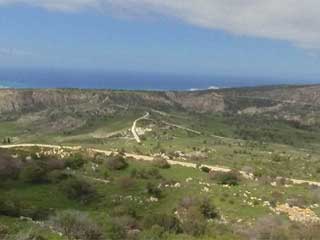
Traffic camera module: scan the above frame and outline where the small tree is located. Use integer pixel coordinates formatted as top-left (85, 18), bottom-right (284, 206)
top-left (65, 154), bottom-right (86, 170)
top-left (50, 210), bottom-right (103, 240)
top-left (20, 163), bottom-right (47, 183)
top-left (60, 178), bottom-right (97, 203)
top-left (146, 182), bottom-right (162, 198)
top-left (106, 155), bottom-right (128, 171)
top-left (209, 171), bottom-right (240, 186)
top-left (153, 157), bottom-right (171, 169)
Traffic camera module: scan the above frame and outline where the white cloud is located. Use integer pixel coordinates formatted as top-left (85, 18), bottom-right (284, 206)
top-left (1, 0), bottom-right (320, 48)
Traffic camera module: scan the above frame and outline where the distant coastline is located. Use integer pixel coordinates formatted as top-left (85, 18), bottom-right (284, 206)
top-left (0, 69), bottom-right (319, 91)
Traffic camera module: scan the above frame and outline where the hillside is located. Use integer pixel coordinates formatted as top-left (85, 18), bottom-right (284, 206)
top-left (1, 85), bottom-right (320, 239)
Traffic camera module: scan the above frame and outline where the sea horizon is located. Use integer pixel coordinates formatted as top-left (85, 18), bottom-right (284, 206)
top-left (0, 68), bottom-right (319, 91)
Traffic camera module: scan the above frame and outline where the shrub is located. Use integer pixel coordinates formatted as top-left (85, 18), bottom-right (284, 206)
top-left (0, 197), bottom-right (51, 220)
top-left (50, 210), bottom-right (103, 240)
top-left (0, 152), bottom-right (21, 181)
top-left (146, 182), bottom-right (162, 198)
top-left (179, 197), bottom-right (218, 220)
top-left (47, 170), bottom-right (71, 184)
top-left (0, 197), bottom-right (21, 217)
top-left (45, 158), bottom-right (66, 171)
top-left (153, 157), bottom-right (171, 169)
top-left (60, 178), bottom-right (97, 203)
top-left (209, 171), bottom-right (240, 186)
top-left (243, 216), bottom-right (289, 240)
top-left (143, 213), bottom-right (180, 233)
top-left (0, 224), bottom-right (8, 239)
top-left (20, 163), bottom-right (47, 183)
top-left (200, 166), bottom-right (211, 173)
top-left (199, 197), bottom-right (219, 219)
top-left (14, 230), bottom-right (48, 240)
top-left (118, 176), bottom-right (136, 190)
top-left (65, 154), bottom-right (86, 170)
top-left (112, 205), bottom-right (138, 218)
top-left (109, 216), bottom-right (139, 240)
top-left (131, 168), bottom-right (163, 180)
top-left (106, 155), bottom-right (128, 171)
top-left (103, 170), bottom-right (111, 180)
top-left (179, 207), bottom-right (207, 236)
top-left (139, 225), bottom-right (167, 240)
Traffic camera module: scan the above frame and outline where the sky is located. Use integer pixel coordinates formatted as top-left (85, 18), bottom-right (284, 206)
top-left (1, 0), bottom-right (320, 80)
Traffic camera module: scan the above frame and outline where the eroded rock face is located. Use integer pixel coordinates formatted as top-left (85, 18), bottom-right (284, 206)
top-left (0, 89), bottom-right (226, 114)
top-left (165, 91), bottom-right (225, 113)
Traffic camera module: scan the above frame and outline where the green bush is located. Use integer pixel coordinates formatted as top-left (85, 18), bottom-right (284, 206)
top-left (179, 207), bottom-right (207, 236)
top-left (209, 171), bottom-right (240, 186)
top-left (200, 166), bottom-right (211, 173)
top-left (60, 178), bottom-right (97, 203)
top-left (0, 197), bottom-right (51, 220)
top-left (20, 163), bottom-right (47, 183)
top-left (47, 170), bottom-right (71, 183)
top-left (14, 230), bottom-right (48, 240)
top-left (106, 155), bottom-right (128, 170)
top-left (109, 216), bottom-right (139, 240)
top-left (199, 197), bottom-right (219, 219)
top-left (0, 224), bottom-right (8, 239)
top-left (0, 152), bottom-right (21, 181)
top-left (131, 168), bottom-right (163, 180)
top-left (65, 154), bottom-right (86, 170)
top-left (117, 176), bottom-right (136, 190)
top-left (146, 182), bottom-right (162, 198)
top-left (50, 210), bottom-right (103, 240)
top-left (153, 157), bottom-right (171, 169)
top-left (138, 225), bottom-right (167, 240)
top-left (143, 213), bottom-right (180, 233)
top-left (0, 198), bottom-right (20, 217)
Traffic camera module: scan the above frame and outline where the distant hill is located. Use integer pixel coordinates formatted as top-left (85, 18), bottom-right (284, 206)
top-left (0, 84), bottom-right (320, 129)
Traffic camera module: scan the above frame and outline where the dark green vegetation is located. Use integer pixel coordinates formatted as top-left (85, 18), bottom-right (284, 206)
top-left (1, 85), bottom-right (320, 239)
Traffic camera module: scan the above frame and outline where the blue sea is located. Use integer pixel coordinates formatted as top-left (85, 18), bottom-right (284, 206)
top-left (0, 68), bottom-right (319, 91)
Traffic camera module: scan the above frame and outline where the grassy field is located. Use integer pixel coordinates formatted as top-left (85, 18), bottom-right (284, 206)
top-left (1, 144), bottom-right (320, 239)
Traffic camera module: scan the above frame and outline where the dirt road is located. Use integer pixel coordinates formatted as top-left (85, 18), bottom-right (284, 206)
top-left (131, 112), bottom-right (150, 143)
top-left (1, 143), bottom-right (320, 187)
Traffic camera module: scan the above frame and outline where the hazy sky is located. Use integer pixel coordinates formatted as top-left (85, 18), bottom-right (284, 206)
top-left (1, 1), bottom-right (320, 79)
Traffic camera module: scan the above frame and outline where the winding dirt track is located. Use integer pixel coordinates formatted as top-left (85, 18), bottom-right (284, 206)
top-left (131, 112), bottom-right (150, 143)
top-left (1, 143), bottom-right (320, 187)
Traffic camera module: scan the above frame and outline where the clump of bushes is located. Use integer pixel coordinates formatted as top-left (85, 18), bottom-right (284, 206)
top-left (14, 230), bottom-right (48, 240)
top-left (0, 224), bottom-right (8, 239)
top-left (143, 213), bottom-right (181, 234)
top-left (20, 162), bottom-right (48, 183)
top-left (153, 157), bottom-right (171, 169)
top-left (50, 210), bottom-right (103, 240)
top-left (0, 151), bottom-right (21, 181)
top-left (109, 215), bottom-right (139, 240)
top-left (117, 176), bottom-right (136, 190)
top-left (209, 171), bottom-right (241, 186)
top-left (59, 177), bottom-right (97, 203)
top-left (146, 182), bottom-right (162, 198)
top-left (0, 197), bottom-right (51, 220)
top-left (131, 168), bottom-right (163, 180)
top-left (200, 166), bottom-right (211, 173)
top-left (47, 170), bottom-right (72, 184)
top-left (175, 196), bottom-right (219, 236)
top-left (65, 153), bottom-right (86, 170)
top-left (106, 154), bottom-right (128, 171)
